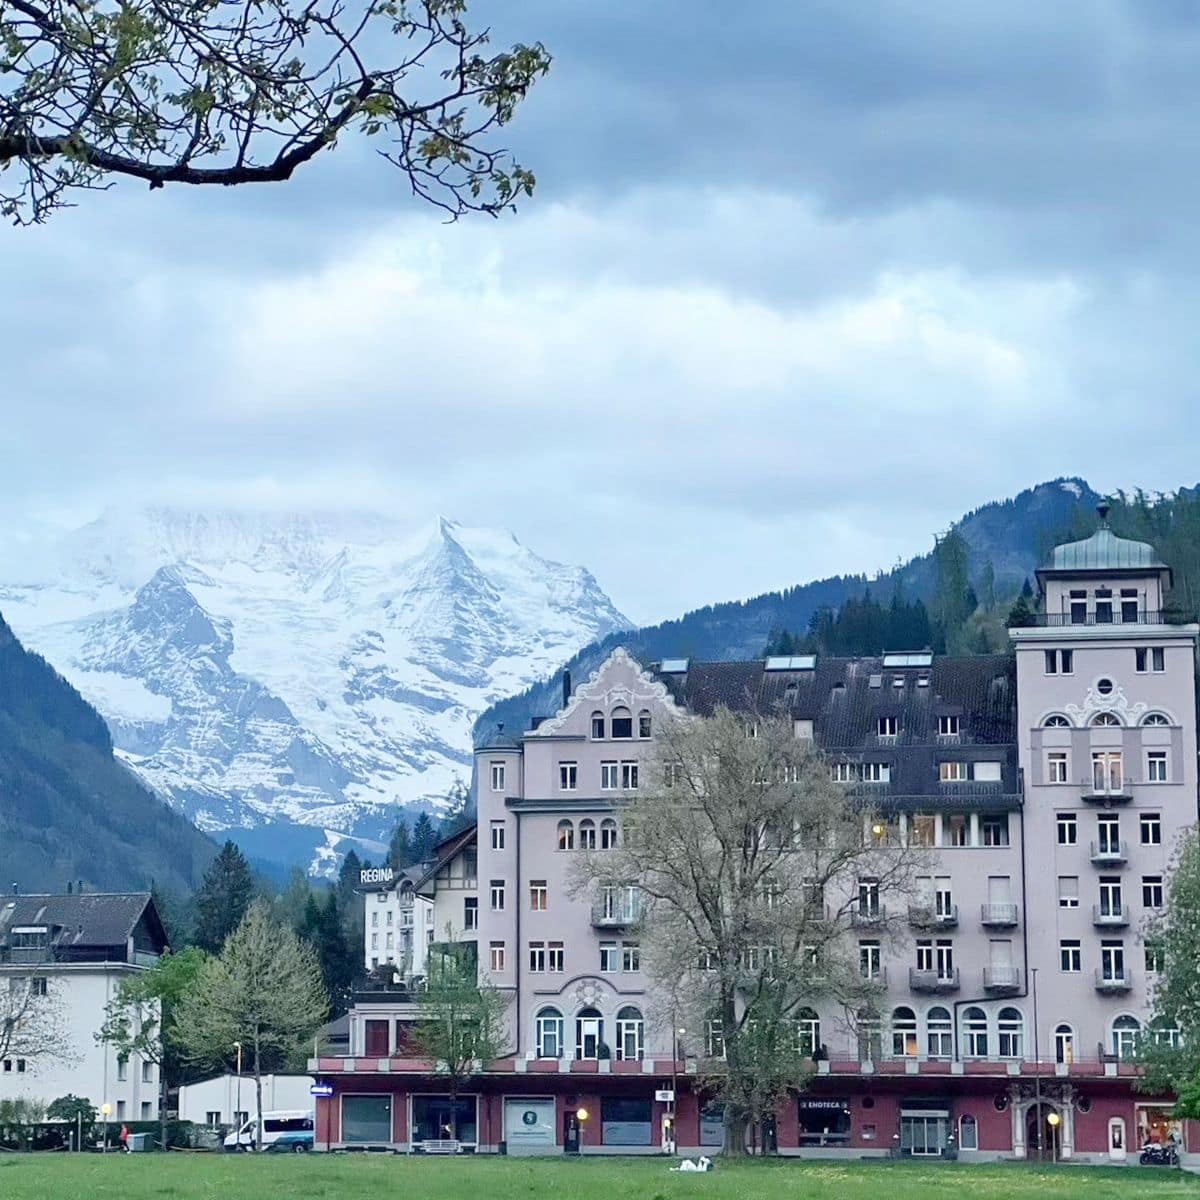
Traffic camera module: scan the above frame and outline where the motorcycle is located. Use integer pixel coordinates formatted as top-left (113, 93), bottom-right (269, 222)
top-left (1139, 1140), bottom-right (1179, 1166)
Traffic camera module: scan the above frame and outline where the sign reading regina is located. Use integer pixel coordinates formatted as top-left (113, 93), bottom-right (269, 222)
top-left (359, 867), bottom-right (394, 885)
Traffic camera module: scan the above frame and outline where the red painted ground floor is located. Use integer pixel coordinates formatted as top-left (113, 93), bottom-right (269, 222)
top-left (310, 1057), bottom-right (1197, 1163)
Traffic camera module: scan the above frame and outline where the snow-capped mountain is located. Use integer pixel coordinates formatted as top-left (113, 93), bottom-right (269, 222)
top-left (0, 509), bottom-right (629, 871)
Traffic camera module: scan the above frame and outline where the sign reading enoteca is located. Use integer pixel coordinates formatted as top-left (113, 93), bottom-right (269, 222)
top-left (359, 867), bottom-right (394, 885)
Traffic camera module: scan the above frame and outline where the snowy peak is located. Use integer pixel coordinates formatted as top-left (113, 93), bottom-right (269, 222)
top-left (0, 510), bottom-right (630, 871)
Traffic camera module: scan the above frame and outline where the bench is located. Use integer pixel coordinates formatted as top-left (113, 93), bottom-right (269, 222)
top-left (421, 1140), bottom-right (461, 1155)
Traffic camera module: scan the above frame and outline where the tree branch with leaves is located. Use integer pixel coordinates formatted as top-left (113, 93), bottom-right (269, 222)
top-left (0, 971), bottom-right (76, 1076)
top-left (0, 0), bottom-right (550, 222)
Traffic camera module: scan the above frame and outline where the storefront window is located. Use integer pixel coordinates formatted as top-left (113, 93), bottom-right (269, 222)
top-left (1137, 1105), bottom-right (1182, 1150)
top-left (797, 1098), bottom-right (851, 1145)
top-left (601, 1097), bottom-right (652, 1145)
top-left (342, 1095), bottom-right (392, 1144)
top-left (700, 1106), bottom-right (725, 1148)
top-left (411, 1095), bottom-right (477, 1145)
top-left (900, 1111), bottom-right (949, 1156)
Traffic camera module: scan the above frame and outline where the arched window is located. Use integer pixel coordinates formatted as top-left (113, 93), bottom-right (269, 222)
top-left (1091, 712), bottom-right (1121, 727)
top-left (578, 819), bottom-right (596, 850)
top-left (1054, 1023), bottom-right (1076, 1065)
top-left (557, 820), bottom-right (575, 851)
top-left (615, 1006), bottom-right (644, 1061)
top-left (997, 1007), bottom-right (1024, 1058)
top-left (1149, 1016), bottom-right (1182, 1048)
top-left (962, 1006), bottom-right (988, 1058)
top-left (1143, 712), bottom-right (1171, 726)
top-left (638, 710), bottom-right (652, 739)
top-left (600, 818), bottom-right (618, 850)
top-left (576, 1007), bottom-right (604, 1060)
top-left (1043, 714), bottom-right (1071, 728)
top-left (591, 711), bottom-right (606, 739)
top-left (611, 706), bottom-right (633, 740)
top-left (1112, 1015), bottom-right (1141, 1060)
top-left (535, 1007), bottom-right (564, 1059)
top-left (891, 1006), bottom-right (918, 1057)
top-left (927, 1007), bottom-right (953, 1059)
top-left (958, 1115), bottom-right (978, 1151)
top-left (795, 1007), bottom-right (820, 1057)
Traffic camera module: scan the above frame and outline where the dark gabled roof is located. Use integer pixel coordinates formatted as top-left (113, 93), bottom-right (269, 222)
top-left (656, 654), bottom-right (1017, 746)
top-left (415, 825), bottom-right (476, 893)
top-left (0, 892), bottom-right (166, 951)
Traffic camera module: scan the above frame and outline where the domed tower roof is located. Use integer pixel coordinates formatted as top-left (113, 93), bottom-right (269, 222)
top-left (1038, 503), bottom-right (1170, 584)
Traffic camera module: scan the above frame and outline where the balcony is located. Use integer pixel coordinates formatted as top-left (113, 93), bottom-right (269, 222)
top-left (591, 897), bottom-right (644, 929)
top-left (1089, 840), bottom-right (1128, 865)
top-left (1095, 967), bottom-right (1133, 993)
top-left (851, 906), bottom-right (888, 929)
top-left (980, 903), bottom-right (1018, 928)
top-left (1022, 611), bottom-right (1173, 627)
top-left (909, 904), bottom-right (958, 930)
top-left (983, 965), bottom-right (1022, 993)
top-left (1092, 904), bottom-right (1130, 928)
top-left (1081, 788), bottom-right (1133, 806)
top-left (909, 967), bottom-right (960, 993)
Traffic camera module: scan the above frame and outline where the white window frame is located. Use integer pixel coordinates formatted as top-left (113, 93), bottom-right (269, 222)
top-left (600, 761), bottom-right (619, 790)
top-left (490, 820), bottom-right (505, 851)
top-left (1047, 752), bottom-right (1069, 784)
top-left (490, 761), bottom-right (506, 792)
top-left (559, 762), bottom-right (578, 791)
top-left (1147, 750), bottom-right (1169, 784)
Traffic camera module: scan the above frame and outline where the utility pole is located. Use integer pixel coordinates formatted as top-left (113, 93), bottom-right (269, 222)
top-left (1031, 967), bottom-right (1042, 1163)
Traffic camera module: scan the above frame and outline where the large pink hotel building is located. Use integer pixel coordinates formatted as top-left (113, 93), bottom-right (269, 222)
top-left (313, 510), bottom-right (1199, 1164)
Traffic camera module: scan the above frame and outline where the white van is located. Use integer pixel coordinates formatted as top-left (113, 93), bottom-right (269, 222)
top-left (223, 1110), bottom-right (314, 1153)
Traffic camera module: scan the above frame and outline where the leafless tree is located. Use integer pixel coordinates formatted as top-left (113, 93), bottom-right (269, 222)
top-left (0, 0), bottom-right (550, 222)
top-left (574, 708), bottom-right (929, 1154)
top-left (0, 971), bottom-right (77, 1073)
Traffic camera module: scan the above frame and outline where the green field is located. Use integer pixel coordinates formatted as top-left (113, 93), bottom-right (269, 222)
top-left (0, 1155), bottom-right (1197, 1200)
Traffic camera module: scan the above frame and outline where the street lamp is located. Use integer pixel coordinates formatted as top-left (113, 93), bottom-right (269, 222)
top-left (233, 1041), bottom-right (243, 1137)
top-left (100, 1102), bottom-right (112, 1154)
top-left (671, 1026), bottom-right (686, 1156)
top-left (1047, 1112), bottom-right (1061, 1164)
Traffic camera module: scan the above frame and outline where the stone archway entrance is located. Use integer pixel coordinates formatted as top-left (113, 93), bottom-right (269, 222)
top-left (1024, 1103), bottom-right (1062, 1161)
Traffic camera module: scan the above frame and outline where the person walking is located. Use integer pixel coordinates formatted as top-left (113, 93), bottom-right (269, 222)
top-left (119, 1124), bottom-right (131, 1154)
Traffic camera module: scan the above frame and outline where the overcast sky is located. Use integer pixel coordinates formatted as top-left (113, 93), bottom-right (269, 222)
top-left (5, 1), bottom-right (1200, 625)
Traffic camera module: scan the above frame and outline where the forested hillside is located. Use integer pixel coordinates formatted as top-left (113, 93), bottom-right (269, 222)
top-left (476, 479), bottom-right (1200, 742)
top-left (0, 613), bottom-right (216, 892)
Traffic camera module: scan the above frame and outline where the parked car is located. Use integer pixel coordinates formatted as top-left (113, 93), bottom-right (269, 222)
top-left (223, 1111), bottom-right (314, 1153)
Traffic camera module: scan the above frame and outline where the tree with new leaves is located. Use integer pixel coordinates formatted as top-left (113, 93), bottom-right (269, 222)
top-left (573, 708), bottom-right (928, 1154)
top-left (0, 971), bottom-right (76, 1077)
top-left (96, 948), bottom-right (207, 1150)
top-left (173, 902), bottom-right (328, 1150)
top-left (0, 0), bottom-right (551, 223)
top-left (409, 938), bottom-right (505, 1124)
top-left (193, 840), bottom-right (254, 954)
top-left (1138, 827), bottom-right (1200, 1111)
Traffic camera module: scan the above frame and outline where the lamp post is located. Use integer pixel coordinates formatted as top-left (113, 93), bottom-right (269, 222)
top-left (671, 1026), bottom-right (685, 1156)
top-left (233, 1040), bottom-right (243, 1138)
top-left (1047, 1111), bottom-right (1061, 1164)
top-left (1031, 967), bottom-right (1042, 1163)
top-left (100, 1102), bottom-right (112, 1154)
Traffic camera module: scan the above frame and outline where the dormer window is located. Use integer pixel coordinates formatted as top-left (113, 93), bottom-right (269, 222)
top-left (611, 707), bottom-right (633, 739)
top-left (877, 716), bottom-right (898, 739)
top-left (937, 716), bottom-right (960, 738)
top-left (591, 711), bottom-right (606, 740)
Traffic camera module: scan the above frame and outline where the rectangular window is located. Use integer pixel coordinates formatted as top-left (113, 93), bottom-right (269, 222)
top-left (490, 820), bottom-right (505, 851)
top-left (1099, 875), bottom-right (1123, 916)
top-left (547, 942), bottom-right (564, 972)
top-left (794, 719), bottom-right (814, 739)
top-left (1143, 876), bottom-right (1164, 908)
top-left (528, 942), bottom-right (546, 972)
top-left (464, 897), bottom-right (478, 931)
top-left (973, 761), bottom-right (1002, 782)
top-left (601, 761), bottom-right (619, 790)
top-left (489, 942), bottom-right (505, 972)
top-left (490, 761), bottom-right (506, 791)
top-left (117, 1057), bottom-right (128, 1082)
top-left (1146, 941), bottom-right (1165, 973)
top-left (559, 762), bottom-right (577, 791)
top-left (938, 715), bottom-right (960, 737)
top-left (910, 813), bottom-right (936, 847)
top-left (935, 940), bottom-right (954, 977)
top-left (915, 939), bottom-right (933, 971)
top-left (1092, 751), bottom-right (1123, 793)
top-left (877, 716), bottom-right (898, 738)
top-left (861, 762), bottom-right (890, 783)
top-left (1060, 940), bottom-right (1081, 972)
top-left (1147, 750), bottom-right (1168, 783)
top-left (530, 880), bottom-right (548, 911)
top-left (1136, 647), bottom-right (1148, 673)
top-left (1045, 649), bottom-right (1058, 675)
top-left (490, 879), bottom-right (505, 911)
top-left (370, 933), bottom-right (378, 949)
top-left (620, 761), bottom-right (639, 790)
top-left (116, 1101), bottom-right (126, 1121)
top-left (622, 942), bottom-right (641, 972)
top-left (600, 942), bottom-right (618, 972)
top-left (1048, 753), bottom-right (1069, 784)
top-left (142, 1060), bottom-right (153, 1083)
top-left (1097, 814), bottom-right (1120, 853)
top-left (939, 761), bottom-right (968, 782)
top-left (1068, 590), bottom-right (1087, 624)
top-left (981, 814), bottom-right (1009, 846)
top-left (944, 814), bottom-right (969, 847)
top-left (141, 1102), bottom-right (152, 1121)
top-left (1100, 940), bottom-right (1125, 981)
top-left (1153, 646), bottom-right (1165, 672)
top-left (859, 940), bottom-right (881, 979)
top-left (857, 878), bottom-right (881, 915)
top-left (1141, 813), bottom-right (1162, 845)
top-left (1121, 590), bottom-right (1140, 623)
top-left (830, 762), bottom-right (858, 783)
top-left (1058, 876), bottom-right (1079, 908)
top-left (1095, 591), bottom-right (1113, 624)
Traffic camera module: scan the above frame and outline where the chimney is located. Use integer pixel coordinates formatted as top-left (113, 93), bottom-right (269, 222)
top-left (66, 881), bottom-right (72, 895)
top-left (10, 883), bottom-right (16, 895)
top-left (1097, 502), bottom-right (1111, 528)
top-left (562, 669), bottom-right (572, 710)
top-left (77, 880), bottom-right (84, 895)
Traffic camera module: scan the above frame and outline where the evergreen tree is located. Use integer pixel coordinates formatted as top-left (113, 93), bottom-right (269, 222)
top-left (275, 867), bottom-right (313, 933)
top-left (193, 841), bottom-right (253, 954)
top-left (412, 813), bottom-right (436, 862)
top-left (387, 820), bottom-right (412, 871)
top-left (299, 892), bottom-right (359, 1015)
top-left (440, 781), bottom-right (474, 839)
top-left (337, 851), bottom-right (363, 914)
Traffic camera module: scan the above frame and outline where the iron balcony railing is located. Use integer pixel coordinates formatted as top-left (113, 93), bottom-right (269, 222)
top-left (1020, 610), bottom-right (1173, 627)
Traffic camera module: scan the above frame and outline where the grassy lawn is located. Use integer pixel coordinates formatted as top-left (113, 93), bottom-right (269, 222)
top-left (1, 1154), bottom-right (1198, 1200)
